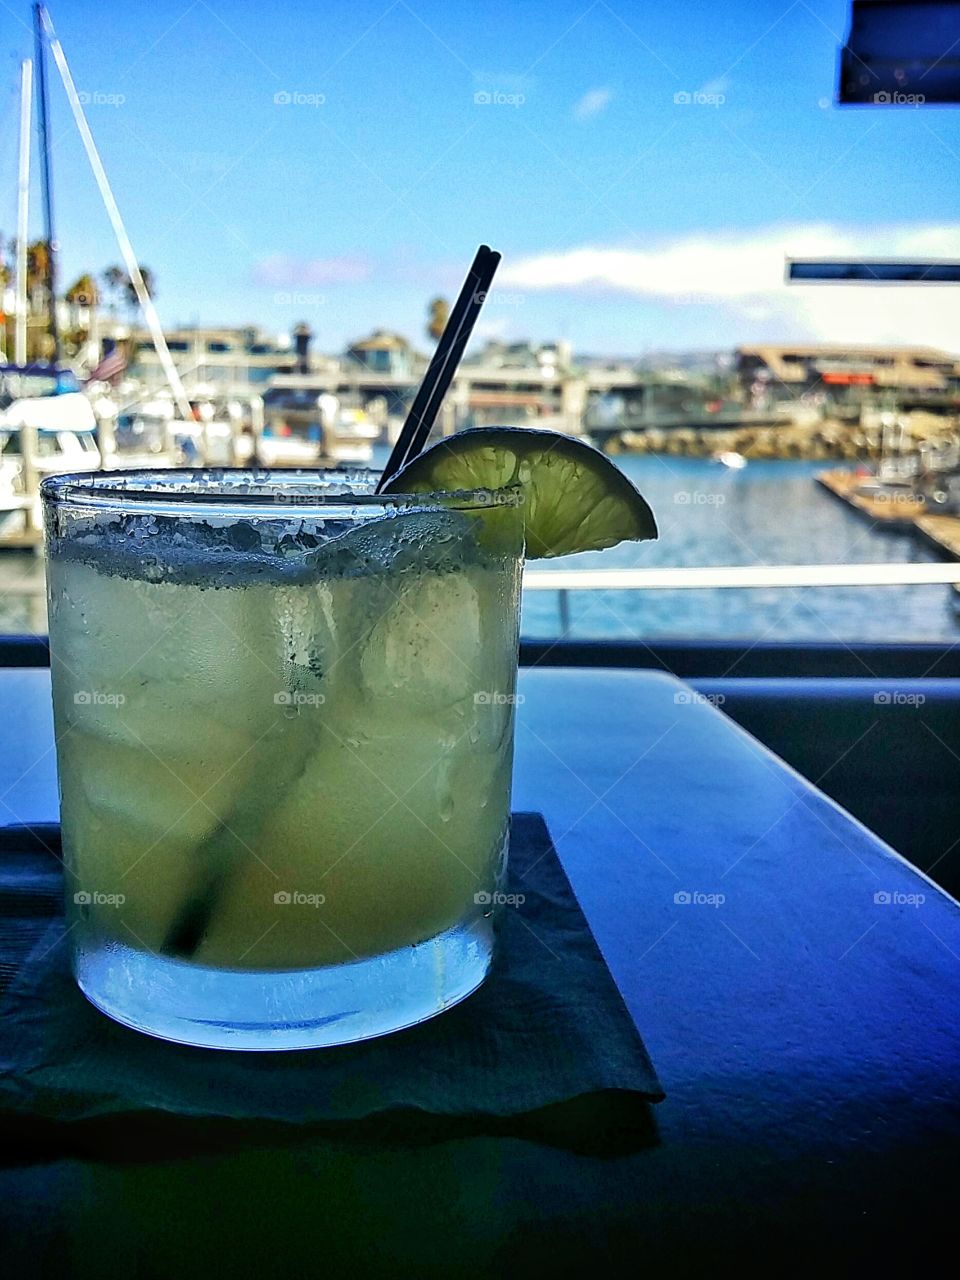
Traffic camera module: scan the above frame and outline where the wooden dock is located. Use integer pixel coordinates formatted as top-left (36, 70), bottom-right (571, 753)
top-left (916, 515), bottom-right (960, 604)
top-left (915, 513), bottom-right (960, 561)
top-left (816, 470), bottom-right (926, 527)
top-left (816, 470), bottom-right (960, 603)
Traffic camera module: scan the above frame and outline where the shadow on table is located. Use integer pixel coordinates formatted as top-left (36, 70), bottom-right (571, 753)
top-left (0, 1092), bottom-right (660, 1164)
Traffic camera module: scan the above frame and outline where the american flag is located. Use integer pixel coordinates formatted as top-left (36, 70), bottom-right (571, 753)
top-left (86, 346), bottom-right (128, 386)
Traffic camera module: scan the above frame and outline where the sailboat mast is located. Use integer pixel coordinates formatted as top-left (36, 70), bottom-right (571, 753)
top-left (39, 3), bottom-right (194, 421)
top-left (34, 3), bottom-right (59, 363)
top-left (15, 59), bottom-right (33, 367)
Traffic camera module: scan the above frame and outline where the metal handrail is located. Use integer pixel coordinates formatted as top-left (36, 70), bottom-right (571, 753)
top-left (8, 564), bottom-right (960, 597)
top-left (523, 564), bottom-right (960, 589)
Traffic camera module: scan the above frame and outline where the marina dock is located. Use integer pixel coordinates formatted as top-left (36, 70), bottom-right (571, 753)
top-left (815, 469), bottom-right (926, 527)
top-left (816, 470), bottom-right (960, 600)
top-left (916, 515), bottom-right (960, 603)
top-left (915, 514), bottom-right (960, 563)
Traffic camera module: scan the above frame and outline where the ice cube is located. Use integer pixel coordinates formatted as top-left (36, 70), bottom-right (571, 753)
top-left (59, 728), bottom-right (245, 954)
top-left (359, 570), bottom-right (483, 712)
top-left (203, 718), bottom-right (512, 969)
top-left (49, 559), bottom-right (285, 737)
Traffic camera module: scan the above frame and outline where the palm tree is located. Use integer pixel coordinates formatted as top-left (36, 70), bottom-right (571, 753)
top-left (100, 265), bottom-right (126, 315)
top-left (65, 273), bottom-right (99, 307)
top-left (427, 296), bottom-right (449, 342)
top-left (26, 240), bottom-right (51, 306)
top-left (124, 265), bottom-right (155, 313)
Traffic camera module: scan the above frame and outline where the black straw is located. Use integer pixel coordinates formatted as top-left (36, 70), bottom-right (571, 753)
top-left (377, 244), bottom-right (500, 491)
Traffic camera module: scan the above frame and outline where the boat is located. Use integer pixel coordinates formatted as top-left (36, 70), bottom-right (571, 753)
top-left (258, 385), bottom-right (325, 466)
top-left (713, 450), bottom-right (748, 469)
top-left (101, 389), bottom-right (256, 469)
top-left (329, 407), bottom-right (379, 463)
top-left (0, 366), bottom-right (100, 544)
top-left (261, 380), bottom-right (381, 465)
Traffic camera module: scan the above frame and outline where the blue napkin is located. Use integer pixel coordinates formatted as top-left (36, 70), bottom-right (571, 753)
top-left (0, 815), bottom-right (662, 1156)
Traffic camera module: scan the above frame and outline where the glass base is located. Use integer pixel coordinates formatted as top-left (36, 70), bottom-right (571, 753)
top-left (74, 914), bottom-right (495, 1050)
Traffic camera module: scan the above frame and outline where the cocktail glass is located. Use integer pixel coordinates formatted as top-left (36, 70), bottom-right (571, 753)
top-left (41, 469), bottom-right (524, 1049)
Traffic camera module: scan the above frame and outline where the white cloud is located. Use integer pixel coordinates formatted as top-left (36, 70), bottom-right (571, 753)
top-left (500, 223), bottom-right (960, 350)
top-left (573, 87), bottom-right (613, 121)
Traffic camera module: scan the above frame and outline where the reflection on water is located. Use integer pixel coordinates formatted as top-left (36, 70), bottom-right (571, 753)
top-left (2, 456), bottom-right (957, 642)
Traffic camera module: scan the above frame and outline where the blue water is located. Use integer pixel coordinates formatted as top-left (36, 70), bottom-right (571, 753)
top-left (521, 456), bottom-right (960, 643)
top-left (3, 454), bottom-right (956, 641)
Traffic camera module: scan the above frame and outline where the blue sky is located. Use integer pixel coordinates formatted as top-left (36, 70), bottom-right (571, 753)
top-left (3, 0), bottom-right (960, 353)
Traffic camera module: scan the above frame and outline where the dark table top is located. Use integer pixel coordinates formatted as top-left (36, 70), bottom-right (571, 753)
top-left (2, 666), bottom-right (959, 1275)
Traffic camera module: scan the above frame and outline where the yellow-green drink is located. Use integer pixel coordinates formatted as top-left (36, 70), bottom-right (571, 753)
top-left (42, 470), bottom-right (523, 1049)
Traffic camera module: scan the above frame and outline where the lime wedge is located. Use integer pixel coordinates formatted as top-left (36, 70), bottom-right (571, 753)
top-left (383, 427), bottom-right (657, 558)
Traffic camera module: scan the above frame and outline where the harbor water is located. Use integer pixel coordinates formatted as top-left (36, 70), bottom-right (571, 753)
top-left (1, 454), bottom-right (957, 642)
top-left (522, 455), bottom-right (960, 643)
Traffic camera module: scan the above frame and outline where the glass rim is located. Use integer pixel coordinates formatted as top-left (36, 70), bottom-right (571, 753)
top-left (39, 467), bottom-right (523, 517)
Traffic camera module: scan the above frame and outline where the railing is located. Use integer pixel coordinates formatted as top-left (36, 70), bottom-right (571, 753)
top-left (523, 563), bottom-right (960, 590)
top-left (523, 563), bottom-right (960, 633)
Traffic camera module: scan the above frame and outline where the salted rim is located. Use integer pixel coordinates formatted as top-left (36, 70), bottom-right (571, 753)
top-left (40, 467), bottom-right (522, 519)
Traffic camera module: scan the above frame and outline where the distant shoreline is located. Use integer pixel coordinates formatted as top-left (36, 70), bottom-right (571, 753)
top-left (607, 413), bottom-right (958, 462)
